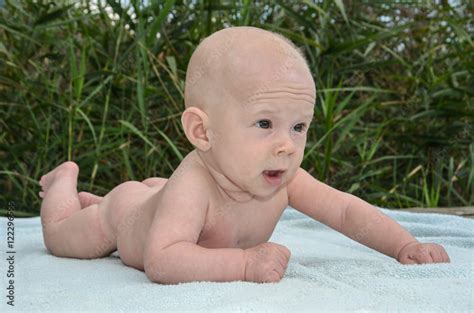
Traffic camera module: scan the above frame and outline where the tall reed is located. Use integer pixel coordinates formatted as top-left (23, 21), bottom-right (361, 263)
top-left (0, 0), bottom-right (472, 215)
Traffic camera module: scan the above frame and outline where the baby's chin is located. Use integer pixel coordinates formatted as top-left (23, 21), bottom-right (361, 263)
top-left (251, 187), bottom-right (283, 202)
top-left (248, 173), bottom-right (287, 198)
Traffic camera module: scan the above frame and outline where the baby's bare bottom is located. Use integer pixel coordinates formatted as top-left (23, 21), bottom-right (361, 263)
top-left (39, 161), bottom-right (166, 259)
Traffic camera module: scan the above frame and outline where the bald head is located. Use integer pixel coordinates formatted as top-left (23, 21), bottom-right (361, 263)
top-left (184, 26), bottom-right (314, 113)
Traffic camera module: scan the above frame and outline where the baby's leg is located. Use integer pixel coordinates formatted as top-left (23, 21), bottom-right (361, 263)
top-left (75, 178), bottom-right (166, 208)
top-left (141, 177), bottom-right (168, 188)
top-left (41, 185), bottom-right (103, 210)
top-left (40, 162), bottom-right (116, 259)
top-left (78, 192), bottom-right (103, 208)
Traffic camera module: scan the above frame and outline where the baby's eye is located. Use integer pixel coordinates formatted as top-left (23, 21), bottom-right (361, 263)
top-left (294, 123), bottom-right (307, 133)
top-left (256, 119), bottom-right (272, 129)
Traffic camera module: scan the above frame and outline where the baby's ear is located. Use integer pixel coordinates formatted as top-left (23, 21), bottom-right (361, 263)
top-left (181, 107), bottom-right (211, 152)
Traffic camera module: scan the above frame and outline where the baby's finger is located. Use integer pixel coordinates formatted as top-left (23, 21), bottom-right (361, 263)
top-left (440, 248), bottom-right (450, 263)
top-left (432, 245), bottom-right (450, 263)
top-left (429, 248), bottom-right (442, 263)
top-left (275, 252), bottom-right (288, 271)
top-left (400, 256), bottom-right (417, 265)
top-left (280, 249), bottom-right (291, 264)
top-left (276, 245), bottom-right (291, 261)
top-left (268, 269), bottom-right (283, 282)
top-left (414, 250), bottom-right (433, 264)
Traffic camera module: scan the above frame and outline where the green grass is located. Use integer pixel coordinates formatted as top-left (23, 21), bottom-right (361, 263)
top-left (0, 0), bottom-right (473, 216)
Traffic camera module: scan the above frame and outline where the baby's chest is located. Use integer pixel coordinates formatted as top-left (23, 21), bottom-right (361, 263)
top-left (198, 191), bottom-right (288, 249)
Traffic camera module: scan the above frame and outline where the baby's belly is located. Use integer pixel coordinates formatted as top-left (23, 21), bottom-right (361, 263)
top-left (116, 186), bottom-right (163, 270)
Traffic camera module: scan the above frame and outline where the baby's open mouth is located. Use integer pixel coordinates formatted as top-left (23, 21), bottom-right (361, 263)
top-left (263, 170), bottom-right (284, 177)
top-left (262, 170), bottom-right (285, 186)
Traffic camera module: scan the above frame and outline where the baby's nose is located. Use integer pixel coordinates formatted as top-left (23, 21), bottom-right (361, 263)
top-left (273, 132), bottom-right (296, 156)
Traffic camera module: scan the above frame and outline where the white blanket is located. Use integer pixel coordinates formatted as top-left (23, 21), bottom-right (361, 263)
top-left (1, 208), bottom-right (473, 312)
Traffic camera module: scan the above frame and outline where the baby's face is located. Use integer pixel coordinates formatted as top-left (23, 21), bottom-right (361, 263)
top-left (207, 66), bottom-right (315, 199)
top-left (216, 94), bottom-right (313, 199)
top-left (187, 27), bottom-right (315, 200)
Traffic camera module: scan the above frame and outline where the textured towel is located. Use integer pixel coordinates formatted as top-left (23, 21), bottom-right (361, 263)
top-left (1, 207), bottom-right (473, 312)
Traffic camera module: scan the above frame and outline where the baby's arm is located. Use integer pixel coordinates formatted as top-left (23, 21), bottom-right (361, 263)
top-left (143, 169), bottom-right (246, 284)
top-left (288, 167), bottom-right (449, 263)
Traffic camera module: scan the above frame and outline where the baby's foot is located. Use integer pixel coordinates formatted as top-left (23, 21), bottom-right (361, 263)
top-left (78, 192), bottom-right (103, 208)
top-left (39, 162), bottom-right (79, 198)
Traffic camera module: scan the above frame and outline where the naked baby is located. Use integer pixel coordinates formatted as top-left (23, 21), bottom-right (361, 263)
top-left (39, 26), bottom-right (450, 285)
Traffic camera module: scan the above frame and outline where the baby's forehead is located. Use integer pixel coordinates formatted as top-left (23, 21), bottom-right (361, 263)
top-left (185, 27), bottom-right (315, 113)
top-left (226, 77), bottom-right (315, 113)
top-left (221, 54), bottom-right (314, 106)
top-left (228, 89), bottom-right (315, 121)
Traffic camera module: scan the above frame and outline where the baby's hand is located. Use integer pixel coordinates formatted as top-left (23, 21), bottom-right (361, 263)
top-left (243, 242), bottom-right (291, 283)
top-left (397, 242), bottom-right (450, 265)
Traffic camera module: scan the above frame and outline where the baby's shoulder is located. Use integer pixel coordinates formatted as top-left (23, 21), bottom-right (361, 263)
top-left (165, 150), bottom-right (213, 192)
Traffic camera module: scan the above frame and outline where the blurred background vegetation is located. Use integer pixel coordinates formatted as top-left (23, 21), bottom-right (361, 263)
top-left (1, 0), bottom-right (473, 216)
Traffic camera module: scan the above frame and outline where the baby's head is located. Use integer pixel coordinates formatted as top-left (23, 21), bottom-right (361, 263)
top-left (182, 26), bottom-right (315, 201)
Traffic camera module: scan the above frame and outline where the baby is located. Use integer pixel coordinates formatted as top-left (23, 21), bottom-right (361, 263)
top-left (39, 26), bottom-right (450, 285)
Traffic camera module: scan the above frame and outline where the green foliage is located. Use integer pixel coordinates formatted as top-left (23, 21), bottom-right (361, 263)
top-left (1, 0), bottom-right (473, 215)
